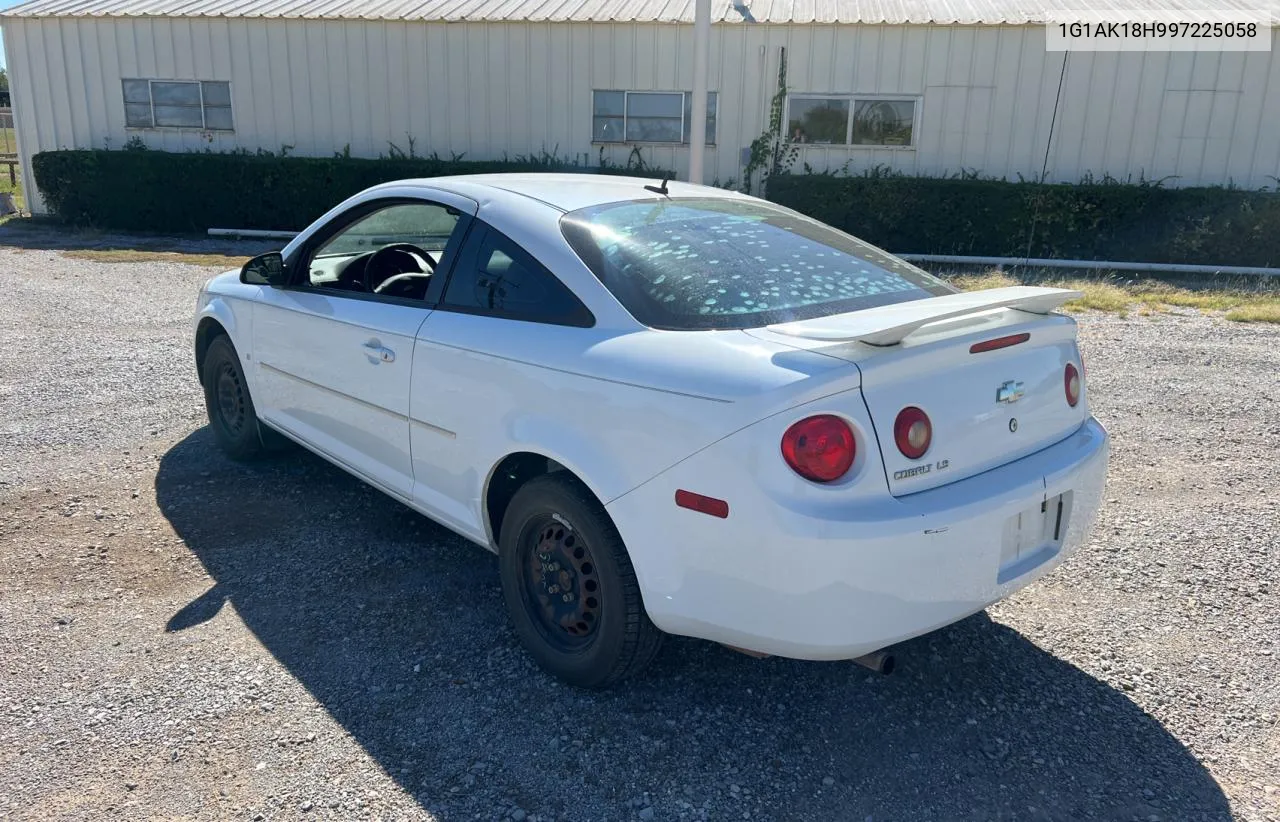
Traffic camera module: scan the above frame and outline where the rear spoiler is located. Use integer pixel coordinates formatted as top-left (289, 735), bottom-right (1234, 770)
top-left (765, 286), bottom-right (1082, 346)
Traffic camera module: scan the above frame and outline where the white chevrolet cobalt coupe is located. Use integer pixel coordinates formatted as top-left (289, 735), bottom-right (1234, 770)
top-left (194, 174), bottom-right (1108, 687)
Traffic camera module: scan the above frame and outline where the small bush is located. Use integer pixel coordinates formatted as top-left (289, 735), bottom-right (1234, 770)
top-left (767, 174), bottom-right (1280, 268)
top-left (32, 148), bottom-right (669, 233)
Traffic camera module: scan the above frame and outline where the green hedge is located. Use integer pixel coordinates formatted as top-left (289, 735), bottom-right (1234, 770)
top-left (31, 149), bottom-right (668, 233)
top-left (768, 174), bottom-right (1280, 268)
top-left (32, 148), bottom-right (1280, 268)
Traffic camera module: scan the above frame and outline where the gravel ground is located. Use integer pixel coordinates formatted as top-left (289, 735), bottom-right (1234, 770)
top-left (1, 240), bottom-right (1278, 822)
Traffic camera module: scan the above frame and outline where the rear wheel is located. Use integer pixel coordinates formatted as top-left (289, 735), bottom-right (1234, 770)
top-left (499, 473), bottom-right (663, 688)
top-left (201, 335), bottom-right (276, 460)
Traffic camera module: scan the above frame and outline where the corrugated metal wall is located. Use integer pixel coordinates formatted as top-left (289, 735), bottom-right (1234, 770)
top-left (4, 17), bottom-right (1279, 214)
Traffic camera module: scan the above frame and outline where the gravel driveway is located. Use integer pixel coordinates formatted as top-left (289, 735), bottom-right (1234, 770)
top-left (1, 240), bottom-right (1278, 822)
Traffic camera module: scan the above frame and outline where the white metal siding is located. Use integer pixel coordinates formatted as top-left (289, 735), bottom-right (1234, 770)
top-left (4, 18), bottom-right (1280, 216)
top-left (6, 0), bottom-right (1280, 25)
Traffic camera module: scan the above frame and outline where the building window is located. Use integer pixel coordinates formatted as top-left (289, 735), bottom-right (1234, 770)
top-left (593, 90), bottom-right (717, 145)
top-left (786, 95), bottom-right (916, 146)
top-left (122, 79), bottom-right (234, 131)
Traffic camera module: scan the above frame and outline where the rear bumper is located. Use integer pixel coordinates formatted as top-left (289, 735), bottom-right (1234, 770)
top-left (606, 417), bottom-right (1109, 660)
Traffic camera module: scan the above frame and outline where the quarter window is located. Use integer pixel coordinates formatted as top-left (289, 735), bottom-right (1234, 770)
top-left (123, 79), bottom-right (234, 131)
top-left (787, 95), bottom-right (916, 146)
top-left (443, 228), bottom-right (593, 326)
top-left (592, 90), bottom-right (717, 145)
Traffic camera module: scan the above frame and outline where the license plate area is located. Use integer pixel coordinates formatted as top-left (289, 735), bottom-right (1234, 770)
top-left (997, 492), bottom-right (1069, 584)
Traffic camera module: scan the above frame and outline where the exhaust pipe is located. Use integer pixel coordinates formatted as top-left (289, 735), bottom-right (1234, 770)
top-left (852, 650), bottom-right (895, 675)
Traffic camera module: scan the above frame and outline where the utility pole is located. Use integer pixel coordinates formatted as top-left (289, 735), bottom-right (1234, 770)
top-left (688, 0), bottom-right (711, 184)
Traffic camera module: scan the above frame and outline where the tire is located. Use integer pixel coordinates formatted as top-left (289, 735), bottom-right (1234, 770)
top-left (499, 473), bottom-right (664, 688)
top-left (201, 335), bottom-right (275, 460)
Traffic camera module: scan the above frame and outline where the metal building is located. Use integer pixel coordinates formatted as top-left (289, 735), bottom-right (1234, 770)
top-left (2, 0), bottom-right (1279, 215)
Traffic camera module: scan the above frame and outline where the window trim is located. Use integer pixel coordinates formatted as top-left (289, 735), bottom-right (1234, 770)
top-left (436, 224), bottom-right (596, 328)
top-left (591, 89), bottom-right (718, 147)
top-left (282, 196), bottom-right (475, 308)
top-left (122, 78), bottom-right (235, 132)
top-left (784, 93), bottom-right (920, 149)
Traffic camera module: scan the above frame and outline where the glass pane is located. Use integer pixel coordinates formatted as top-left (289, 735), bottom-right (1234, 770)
top-left (626, 117), bottom-right (682, 143)
top-left (474, 248), bottom-right (550, 312)
top-left (787, 97), bottom-right (850, 145)
top-left (561, 198), bottom-right (952, 331)
top-left (203, 106), bottom-right (234, 131)
top-left (122, 79), bottom-right (151, 104)
top-left (315, 203), bottom-right (460, 260)
top-left (625, 92), bottom-right (683, 118)
top-left (852, 99), bottom-right (915, 146)
top-left (593, 90), bottom-right (625, 116)
top-left (153, 105), bottom-right (204, 128)
top-left (150, 81), bottom-right (202, 106)
top-left (593, 116), bottom-right (625, 142)
top-left (444, 230), bottom-right (586, 323)
top-left (682, 91), bottom-right (717, 145)
top-left (201, 81), bottom-right (232, 107)
top-left (124, 103), bottom-right (153, 128)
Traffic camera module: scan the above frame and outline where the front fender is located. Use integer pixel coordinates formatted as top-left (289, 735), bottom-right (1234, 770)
top-left (194, 279), bottom-right (255, 389)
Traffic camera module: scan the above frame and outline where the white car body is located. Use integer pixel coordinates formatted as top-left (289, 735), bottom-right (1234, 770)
top-left (194, 174), bottom-right (1108, 662)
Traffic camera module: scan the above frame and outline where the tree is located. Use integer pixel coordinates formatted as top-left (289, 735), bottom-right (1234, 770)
top-left (0, 68), bottom-right (8, 92)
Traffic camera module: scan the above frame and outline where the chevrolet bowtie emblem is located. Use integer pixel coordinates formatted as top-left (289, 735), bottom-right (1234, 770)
top-left (996, 380), bottom-right (1025, 404)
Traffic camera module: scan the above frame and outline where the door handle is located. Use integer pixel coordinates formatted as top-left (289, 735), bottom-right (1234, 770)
top-left (362, 341), bottom-right (395, 363)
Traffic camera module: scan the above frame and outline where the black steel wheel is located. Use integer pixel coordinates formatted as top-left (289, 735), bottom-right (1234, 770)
top-left (201, 335), bottom-right (268, 461)
top-left (518, 514), bottom-right (604, 650)
top-left (214, 359), bottom-right (249, 439)
top-left (499, 473), bottom-right (664, 688)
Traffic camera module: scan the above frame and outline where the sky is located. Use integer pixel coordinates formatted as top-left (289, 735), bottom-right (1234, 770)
top-left (0, 0), bottom-right (18, 69)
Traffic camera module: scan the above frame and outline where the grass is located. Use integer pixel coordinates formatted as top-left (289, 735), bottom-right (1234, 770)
top-left (1224, 303), bottom-right (1280, 323)
top-left (950, 270), bottom-right (1280, 324)
top-left (58, 248), bottom-right (251, 267)
top-left (0, 157), bottom-right (22, 217)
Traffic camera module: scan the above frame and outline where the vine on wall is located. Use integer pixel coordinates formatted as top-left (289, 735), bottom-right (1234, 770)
top-left (742, 47), bottom-right (798, 195)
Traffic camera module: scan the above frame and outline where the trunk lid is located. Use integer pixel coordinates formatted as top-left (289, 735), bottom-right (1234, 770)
top-left (750, 289), bottom-right (1089, 496)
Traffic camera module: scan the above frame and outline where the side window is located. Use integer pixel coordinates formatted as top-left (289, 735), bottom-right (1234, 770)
top-left (306, 202), bottom-right (463, 301)
top-left (442, 228), bottom-right (593, 326)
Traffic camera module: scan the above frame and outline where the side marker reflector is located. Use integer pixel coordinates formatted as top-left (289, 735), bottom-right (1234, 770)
top-left (675, 489), bottom-right (729, 519)
top-left (970, 332), bottom-right (1031, 354)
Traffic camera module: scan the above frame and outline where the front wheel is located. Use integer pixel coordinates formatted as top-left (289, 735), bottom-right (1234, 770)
top-left (201, 335), bottom-right (274, 460)
top-left (499, 473), bottom-right (663, 688)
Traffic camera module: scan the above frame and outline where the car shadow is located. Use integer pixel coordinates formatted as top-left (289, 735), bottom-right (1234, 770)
top-left (155, 429), bottom-right (1231, 821)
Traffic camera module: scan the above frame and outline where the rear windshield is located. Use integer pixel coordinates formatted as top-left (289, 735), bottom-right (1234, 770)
top-left (561, 197), bottom-right (954, 330)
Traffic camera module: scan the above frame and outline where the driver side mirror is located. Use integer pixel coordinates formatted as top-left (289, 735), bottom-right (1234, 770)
top-left (240, 252), bottom-right (288, 287)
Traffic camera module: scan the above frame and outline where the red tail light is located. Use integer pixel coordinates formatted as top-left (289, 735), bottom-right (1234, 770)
top-left (1064, 362), bottom-right (1081, 407)
top-left (781, 415), bottom-right (856, 483)
top-left (894, 407), bottom-right (932, 460)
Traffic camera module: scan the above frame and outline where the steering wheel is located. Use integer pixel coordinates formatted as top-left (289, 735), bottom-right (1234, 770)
top-left (362, 243), bottom-right (436, 293)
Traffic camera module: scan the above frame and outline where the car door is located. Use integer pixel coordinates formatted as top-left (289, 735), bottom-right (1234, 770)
top-left (251, 195), bottom-right (475, 499)
top-left (408, 224), bottom-right (596, 541)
